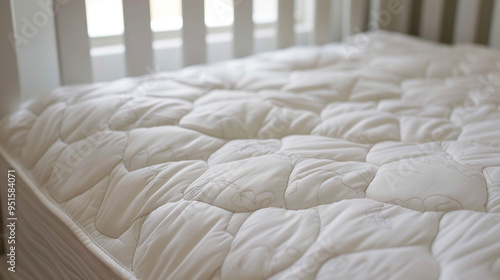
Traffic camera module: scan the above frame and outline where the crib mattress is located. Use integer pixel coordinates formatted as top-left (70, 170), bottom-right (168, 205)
top-left (1, 32), bottom-right (500, 279)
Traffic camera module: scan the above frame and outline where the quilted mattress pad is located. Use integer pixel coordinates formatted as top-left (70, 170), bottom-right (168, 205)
top-left (1, 32), bottom-right (500, 279)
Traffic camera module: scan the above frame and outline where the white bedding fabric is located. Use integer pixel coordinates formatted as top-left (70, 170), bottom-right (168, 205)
top-left (0, 154), bottom-right (128, 280)
top-left (1, 32), bottom-right (500, 280)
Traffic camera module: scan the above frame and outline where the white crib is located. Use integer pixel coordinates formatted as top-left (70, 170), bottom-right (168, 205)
top-left (2, 1), bottom-right (500, 279)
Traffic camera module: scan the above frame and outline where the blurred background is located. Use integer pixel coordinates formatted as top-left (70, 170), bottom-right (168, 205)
top-left (85, 0), bottom-right (319, 82)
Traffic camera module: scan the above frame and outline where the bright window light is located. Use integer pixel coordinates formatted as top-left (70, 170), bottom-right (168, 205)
top-left (85, 0), bottom-right (124, 37)
top-left (205, 0), bottom-right (234, 27)
top-left (294, 0), bottom-right (308, 23)
top-left (253, 0), bottom-right (277, 24)
top-left (150, 0), bottom-right (183, 32)
top-left (85, 0), bottom-right (306, 39)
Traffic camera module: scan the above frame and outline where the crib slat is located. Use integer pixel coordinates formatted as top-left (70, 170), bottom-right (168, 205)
top-left (370, 0), bottom-right (411, 32)
top-left (342, 0), bottom-right (368, 38)
top-left (123, 0), bottom-right (154, 76)
top-left (491, 0), bottom-right (500, 48)
top-left (369, 0), bottom-right (383, 31)
top-left (234, 0), bottom-right (254, 57)
top-left (182, 0), bottom-right (207, 66)
top-left (9, 0), bottom-right (60, 101)
top-left (419, 0), bottom-right (445, 41)
top-left (330, 0), bottom-right (343, 41)
top-left (0, 0), bottom-right (20, 116)
top-left (54, 0), bottom-right (92, 85)
top-left (277, 0), bottom-right (295, 48)
top-left (408, 0), bottom-right (422, 35)
top-left (314, 0), bottom-right (331, 45)
top-left (453, 0), bottom-right (481, 44)
top-left (387, 0), bottom-right (412, 34)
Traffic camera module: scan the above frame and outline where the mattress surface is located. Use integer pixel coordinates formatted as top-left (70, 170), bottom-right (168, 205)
top-left (2, 32), bottom-right (500, 279)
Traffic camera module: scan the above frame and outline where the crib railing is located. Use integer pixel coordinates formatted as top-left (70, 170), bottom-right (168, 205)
top-left (51, 0), bottom-right (500, 85)
top-left (54, 0), bottom-right (366, 84)
top-left (1, 0), bottom-right (500, 117)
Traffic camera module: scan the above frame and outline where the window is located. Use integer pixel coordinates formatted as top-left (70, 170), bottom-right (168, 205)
top-left (150, 0), bottom-right (182, 32)
top-left (85, 0), bottom-right (124, 37)
top-left (253, 0), bottom-right (277, 24)
top-left (205, 0), bottom-right (234, 27)
top-left (85, 0), bottom-right (312, 43)
top-left (86, 0), bottom-right (314, 81)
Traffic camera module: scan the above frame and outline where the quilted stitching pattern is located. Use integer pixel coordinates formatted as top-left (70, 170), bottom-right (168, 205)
top-left (2, 32), bottom-right (500, 279)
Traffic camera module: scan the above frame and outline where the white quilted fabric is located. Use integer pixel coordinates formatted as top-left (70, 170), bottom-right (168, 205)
top-left (2, 32), bottom-right (500, 279)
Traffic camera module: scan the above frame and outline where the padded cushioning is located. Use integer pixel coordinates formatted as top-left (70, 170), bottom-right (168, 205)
top-left (1, 32), bottom-right (500, 279)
